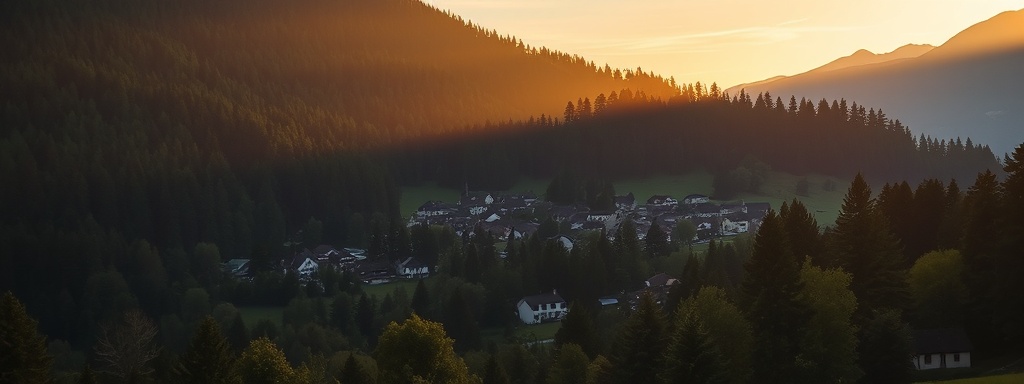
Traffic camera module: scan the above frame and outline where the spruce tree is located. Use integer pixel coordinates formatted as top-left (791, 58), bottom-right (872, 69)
top-left (608, 293), bottom-right (668, 384)
top-left (553, 302), bottom-right (598, 359)
top-left (740, 210), bottom-right (809, 384)
top-left (0, 291), bottom-right (52, 384)
top-left (482, 352), bottom-right (510, 384)
top-left (338, 354), bottom-right (373, 384)
top-left (176, 316), bottom-right (238, 384)
top-left (827, 174), bottom-right (907, 318)
top-left (659, 310), bottom-right (728, 384)
top-left (410, 279), bottom-right (431, 320)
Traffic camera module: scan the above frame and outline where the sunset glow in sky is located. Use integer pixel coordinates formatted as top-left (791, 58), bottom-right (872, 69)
top-left (425, 0), bottom-right (1024, 88)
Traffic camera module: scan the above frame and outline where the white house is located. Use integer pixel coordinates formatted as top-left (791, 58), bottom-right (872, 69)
top-left (290, 256), bottom-right (319, 279)
top-left (395, 257), bottom-right (430, 279)
top-left (516, 291), bottom-right (569, 324)
top-left (682, 194), bottom-right (710, 205)
top-left (720, 217), bottom-right (749, 234)
top-left (912, 329), bottom-right (973, 370)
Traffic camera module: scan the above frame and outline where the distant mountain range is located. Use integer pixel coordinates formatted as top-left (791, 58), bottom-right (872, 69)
top-left (728, 9), bottom-right (1024, 155)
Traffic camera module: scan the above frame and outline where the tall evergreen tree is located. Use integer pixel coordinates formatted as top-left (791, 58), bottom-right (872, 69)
top-left (547, 343), bottom-right (590, 384)
top-left (410, 279), bottom-right (432, 320)
top-left (176, 316), bottom-right (238, 384)
top-left (826, 173), bottom-right (907, 318)
top-left (779, 199), bottom-right (821, 265)
top-left (608, 293), bottom-right (668, 384)
top-left (553, 302), bottom-right (599, 359)
top-left (0, 291), bottom-right (52, 384)
top-left (740, 210), bottom-right (809, 384)
top-left (643, 221), bottom-right (670, 259)
top-left (659, 310), bottom-right (728, 384)
top-left (996, 144), bottom-right (1024, 345)
top-left (482, 352), bottom-right (510, 384)
top-left (337, 354), bottom-right (373, 384)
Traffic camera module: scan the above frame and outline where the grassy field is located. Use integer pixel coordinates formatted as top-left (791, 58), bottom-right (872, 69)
top-left (916, 373), bottom-right (1024, 383)
top-left (514, 321), bottom-right (561, 341)
top-left (400, 171), bottom-right (849, 225)
top-left (238, 306), bottom-right (284, 327)
top-left (361, 279), bottom-right (421, 300)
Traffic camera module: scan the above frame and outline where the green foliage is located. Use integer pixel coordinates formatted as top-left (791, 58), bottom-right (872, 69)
top-left (857, 310), bottom-right (914, 384)
top-left (177, 316), bottom-right (239, 384)
top-left (797, 261), bottom-right (862, 383)
top-left (0, 291), bottom-right (52, 384)
top-left (682, 287), bottom-right (752, 384)
top-left (741, 210), bottom-right (809, 384)
top-left (553, 303), bottom-right (599, 359)
top-left (608, 293), bottom-right (668, 384)
top-left (547, 343), bottom-right (590, 384)
top-left (908, 250), bottom-right (967, 328)
top-left (660, 310), bottom-right (728, 384)
top-left (236, 338), bottom-right (296, 384)
top-left (827, 174), bottom-right (908, 318)
top-left (373, 314), bottom-right (473, 384)
top-left (338, 354), bottom-right (375, 384)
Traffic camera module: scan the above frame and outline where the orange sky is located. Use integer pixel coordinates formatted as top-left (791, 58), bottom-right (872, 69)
top-left (425, 0), bottom-right (1024, 88)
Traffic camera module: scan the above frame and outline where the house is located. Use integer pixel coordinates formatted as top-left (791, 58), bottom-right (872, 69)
top-left (288, 253), bottom-right (319, 279)
top-left (516, 291), bottom-right (569, 324)
top-left (313, 245), bottom-right (340, 262)
top-left (646, 273), bottom-right (678, 288)
top-left (912, 329), bottom-right (973, 370)
top-left (647, 195), bottom-right (678, 206)
top-left (683, 194), bottom-right (710, 205)
top-left (719, 203), bottom-right (745, 215)
top-left (417, 201), bottom-right (456, 217)
top-left (614, 193), bottom-right (637, 211)
top-left (395, 257), bottom-right (430, 279)
top-left (693, 203), bottom-right (721, 218)
top-left (720, 217), bottom-right (750, 234)
top-left (222, 259), bottom-right (251, 278)
top-left (460, 192), bottom-right (495, 206)
top-left (353, 259), bottom-right (393, 284)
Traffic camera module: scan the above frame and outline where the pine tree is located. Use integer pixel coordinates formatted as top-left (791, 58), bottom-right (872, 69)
top-left (643, 221), bottom-right (670, 259)
top-left (410, 279), bottom-right (431, 320)
top-left (826, 174), bottom-right (907, 318)
top-left (338, 354), bottom-right (373, 384)
top-left (176, 316), bottom-right (238, 384)
top-left (608, 293), bottom-right (668, 384)
top-left (553, 302), bottom-right (598, 359)
top-left (547, 343), bottom-right (590, 384)
top-left (659, 310), bottom-right (728, 384)
top-left (482, 352), bottom-right (510, 384)
top-left (0, 291), bottom-right (52, 384)
top-left (740, 210), bottom-right (809, 384)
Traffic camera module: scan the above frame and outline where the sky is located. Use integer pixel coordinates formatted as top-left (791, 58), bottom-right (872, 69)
top-left (424, 0), bottom-right (1024, 88)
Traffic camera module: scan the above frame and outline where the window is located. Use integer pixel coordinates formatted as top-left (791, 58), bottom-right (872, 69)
top-left (924, 355), bottom-right (932, 364)
top-left (953, 353), bottom-right (960, 362)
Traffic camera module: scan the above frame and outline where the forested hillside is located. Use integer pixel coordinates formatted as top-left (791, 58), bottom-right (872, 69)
top-left (0, 0), bottom-right (675, 322)
top-left (393, 87), bottom-right (1001, 191)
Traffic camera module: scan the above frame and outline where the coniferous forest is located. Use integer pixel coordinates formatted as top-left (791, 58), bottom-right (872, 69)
top-left (1, 0), bottom-right (1022, 383)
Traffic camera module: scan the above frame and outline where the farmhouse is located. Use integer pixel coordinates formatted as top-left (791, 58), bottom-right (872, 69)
top-left (912, 328), bottom-right (973, 370)
top-left (682, 194), bottom-right (710, 205)
top-left (395, 257), bottom-right (430, 279)
top-left (516, 291), bottom-right (568, 324)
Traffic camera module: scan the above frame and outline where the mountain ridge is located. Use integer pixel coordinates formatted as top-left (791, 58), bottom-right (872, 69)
top-left (727, 8), bottom-right (1024, 155)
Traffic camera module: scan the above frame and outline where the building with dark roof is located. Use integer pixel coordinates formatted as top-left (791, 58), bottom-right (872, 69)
top-left (516, 291), bottom-right (568, 324)
top-left (912, 328), bottom-right (973, 370)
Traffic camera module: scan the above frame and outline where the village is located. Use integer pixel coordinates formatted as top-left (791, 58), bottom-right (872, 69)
top-left (224, 189), bottom-right (772, 325)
